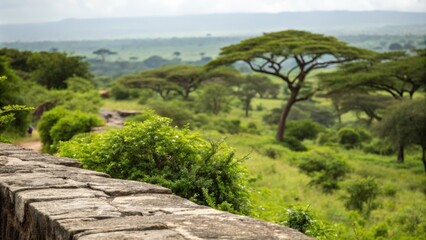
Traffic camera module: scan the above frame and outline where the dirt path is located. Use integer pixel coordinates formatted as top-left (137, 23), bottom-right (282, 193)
top-left (17, 140), bottom-right (42, 152)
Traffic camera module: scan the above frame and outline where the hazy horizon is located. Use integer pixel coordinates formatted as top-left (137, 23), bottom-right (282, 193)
top-left (1, 0), bottom-right (425, 25)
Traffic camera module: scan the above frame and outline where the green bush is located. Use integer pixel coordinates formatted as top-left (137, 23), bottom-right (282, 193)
top-left (216, 119), bottom-right (241, 134)
top-left (262, 108), bottom-right (281, 125)
top-left (145, 100), bottom-right (194, 128)
top-left (316, 131), bottom-right (338, 145)
top-left (338, 128), bottom-right (361, 148)
top-left (382, 184), bottom-right (398, 197)
top-left (344, 177), bottom-right (380, 216)
top-left (280, 205), bottom-right (336, 239)
top-left (58, 113), bottom-right (250, 214)
top-left (283, 136), bottom-right (308, 152)
top-left (286, 119), bottom-right (324, 141)
top-left (110, 83), bottom-right (140, 100)
top-left (362, 138), bottom-right (395, 155)
top-left (38, 107), bottom-right (103, 153)
top-left (298, 150), bottom-right (350, 192)
top-left (283, 205), bottom-right (315, 233)
top-left (136, 90), bottom-right (154, 104)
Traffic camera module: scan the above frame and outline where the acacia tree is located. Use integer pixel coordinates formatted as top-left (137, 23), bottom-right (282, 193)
top-left (375, 99), bottom-right (426, 173)
top-left (165, 65), bottom-right (206, 100)
top-left (93, 49), bottom-right (117, 62)
top-left (207, 30), bottom-right (373, 141)
top-left (319, 51), bottom-right (426, 162)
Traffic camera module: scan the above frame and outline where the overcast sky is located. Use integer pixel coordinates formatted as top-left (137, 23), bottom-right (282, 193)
top-left (1, 0), bottom-right (425, 24)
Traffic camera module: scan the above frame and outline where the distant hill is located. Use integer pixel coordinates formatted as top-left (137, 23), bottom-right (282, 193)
top-left (1, 11), bottom-right (425, 42)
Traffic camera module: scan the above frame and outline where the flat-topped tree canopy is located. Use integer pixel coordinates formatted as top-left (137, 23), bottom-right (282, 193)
top-left (207, 30), bottom-right (375, 141)
top-left (208, 30), bottom-right (375, 81)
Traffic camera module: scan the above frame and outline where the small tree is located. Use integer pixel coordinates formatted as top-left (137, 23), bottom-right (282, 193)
top-left (375, 99), bottom-right (426, 172)
top-left (197, 83), bottom-right (233, 115)
top-left (344, 177), bottom-right (380, 216)
top-left (298, 150), bottom-right (350, 193)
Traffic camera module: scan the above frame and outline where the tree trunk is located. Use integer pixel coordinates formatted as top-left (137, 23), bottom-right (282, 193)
top-left (422, 147), bottom-right (426, 173)
top-left (245, 98), bottom-right (250, 117)
top-left (397, 143), bottom-right (404, 163)
top-left (276, 90), bottom-right (298, 141)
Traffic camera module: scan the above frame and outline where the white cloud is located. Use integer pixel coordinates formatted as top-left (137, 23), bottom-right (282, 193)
top-left (0, 0), bottom-right (425, 24)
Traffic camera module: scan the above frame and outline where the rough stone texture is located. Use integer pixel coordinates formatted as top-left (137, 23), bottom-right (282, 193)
top-left (0, 143), bottom-right (312, 240)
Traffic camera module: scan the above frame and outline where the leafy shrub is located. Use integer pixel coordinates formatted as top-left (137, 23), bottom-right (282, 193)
top-left (283, 136), bottom-right (308, 152)
top-left (280, 205), bottom-right (336, 239)
top-left (362, 138), bottom-right (395, 155)
top-left (262, 108), bottom-right (281, 125)
top-left (111, 83), bottom-right (140, 100)
top-left (256, 104), bottom-right (264, 111)
top-left (59, 91), bottom-right (103, 113)
top-left (286, 119), bottom-right (324, 141)
top-left (316, 131), bottom-right (338, 145)
top-left (337, 128), bottom-right (361, 148)
top-left (244, 122), bottom-right (260, 134)
top-left (196, 84), bottom-right (232, 115)
top-left (283, 205), bottom-right (315, 233)
top-left (382, 184), bottom-right (397, 197)
top-left (58, 113), bottom-right (250, 214)
top-left (136, 89), bottom-right (154, 104)
top-left (145, 100), bottom-right (194, 128)
top-left (355, 128), bottom-right (372, 143)
top-left (298, 150), bottom-right (350, 192)
top-left (0, 104), bottom-right (33, 142)
top-left (216, 119), bottom-right (241, 134)
top-left (38, 107), bottom-right (103, 153)
top-left (344, 177), bottom-right (380, 216)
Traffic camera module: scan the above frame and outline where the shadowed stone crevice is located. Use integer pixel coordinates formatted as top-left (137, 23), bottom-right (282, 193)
top-left (0, 143), bottom-right (312, 240)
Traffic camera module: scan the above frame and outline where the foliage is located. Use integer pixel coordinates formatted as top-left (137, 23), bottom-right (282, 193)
top-left (280, 205), bottom-right (336, 239)
top-left (286, 119), bottom-right (324, 141)
top-left (58, 90), bottom-right (103, 113)
top-left (0, 58), bottom-right (31, 135)
top-left (319, 51), bottom-right (426, 102)
top-left (316, 131), bottom-right (338, 146)
top-left (215, 119), bottom-right (241, 134)
top-left (298, 150), bottom-right (350, 192)
top-left (263, 103), bottom-right (336, 128)
top-left (282, 136), bottom-right (307, 152)
top-left (0, 102), bottom-right (33, 142)
top-left (375, 99), bottom-right (426, 171)
top-left (65, 76), bottom-right (96, 92)
top-left (38, 107), bottom-right (103, 153)
top-left (196, 83), bottom-right (233, 115)
top-left (140, 100), bottom-right (194, 128)
top-left (344, 177), bottom-right (380, 216)
top-left (58, 113), bottom-right (250, 214)
top-left (362, 138), bottom-right (395, 155)
top-left (27, 51), bottom-right (92, 89)
top-left (110, 83), bottom-right (141, 100)
top-left (337, 128), bottom-right (362, 149)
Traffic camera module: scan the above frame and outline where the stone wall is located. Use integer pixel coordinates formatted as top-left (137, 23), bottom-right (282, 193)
top-left (0, 143), bottom-right (311, 240)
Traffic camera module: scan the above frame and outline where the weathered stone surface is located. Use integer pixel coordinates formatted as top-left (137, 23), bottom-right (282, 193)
top-left (15, 188), bottom-right (108, 223)
top-left (29, 198), bottom-right (122, 220)
top-left (77, 230), bottom-right (185, 240)
top-left (0, 143), bottom-right (312, 240)
top-left (111, 194), bottom-right (207, 215)
top-left (84, 177), bottom-right (172, 196)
